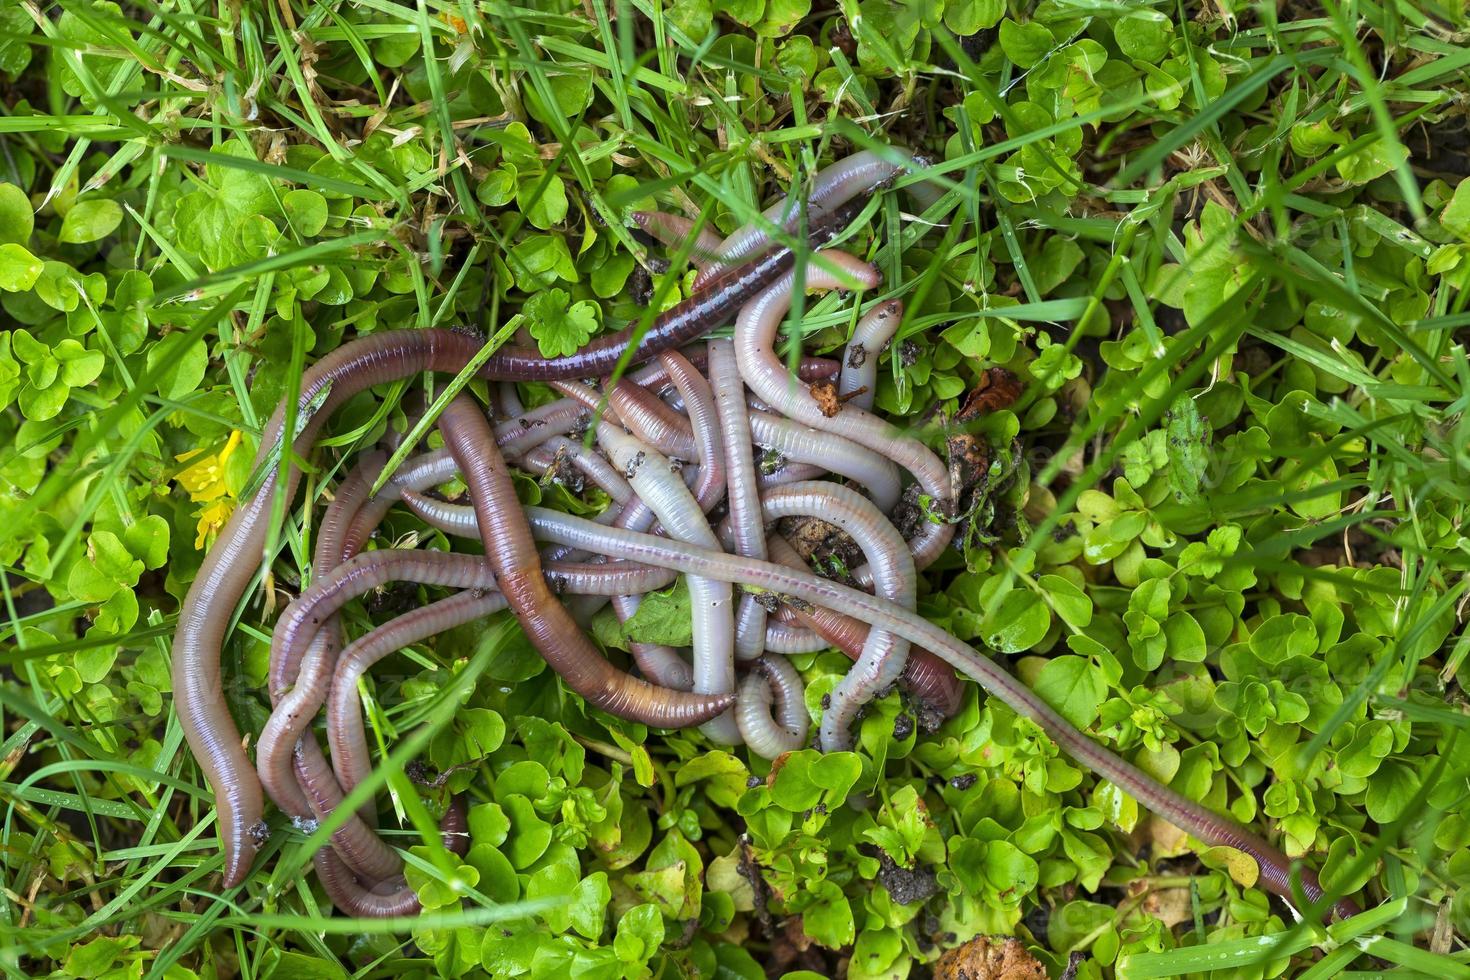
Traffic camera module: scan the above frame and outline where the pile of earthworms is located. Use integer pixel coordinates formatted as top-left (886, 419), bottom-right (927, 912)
top-left (171, 149), bottom-right (1361, 920)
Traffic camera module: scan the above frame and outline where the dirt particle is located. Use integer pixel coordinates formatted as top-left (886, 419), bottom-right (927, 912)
top-left (892, 712), bottom-right (915, 741)
top-left (778, 515), bottom-right (864, 583)
top-left (810, 381), bottom-right (843, 417)
top-left (933, 935), bottom-right (1048, 980)
top-left (752, 590), bottom-right (782, 613)
top-left (877, 852), bottom-right (937, 906)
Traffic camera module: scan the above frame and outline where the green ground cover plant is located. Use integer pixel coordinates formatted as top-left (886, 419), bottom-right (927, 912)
top-left (1, 0), bottom-right (1468, 977)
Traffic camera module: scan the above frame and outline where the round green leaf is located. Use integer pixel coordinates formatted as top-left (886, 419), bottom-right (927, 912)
top-left (146, 337), bottom-right (207, 399)
top-left (999, 19), bottom-right (1055, 69)
top-left (59, 198), bottom-right (124, 244)
top-left (1113, 13), bottom-right (1172, 62)
top-left (1034, 655), bottom-right (1107, 729)
top-left (282, 188), bottom-right (328, 237)
top-left (982, 589), bottom-right (1052, 652)
top-left (1040, 573), bottom-right (1093, 630)
top-left (0, 182), bottom-right (33, 245)
top-left (0, 242), bottom-right (42, 291)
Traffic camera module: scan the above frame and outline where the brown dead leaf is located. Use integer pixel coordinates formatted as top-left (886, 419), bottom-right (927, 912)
top-left (1130, 878), bottom-right (1193, 928)
top-left (956, 368), bottom-right (1023, 422)
top-left (1147, 815), bottom-right (1190, 858)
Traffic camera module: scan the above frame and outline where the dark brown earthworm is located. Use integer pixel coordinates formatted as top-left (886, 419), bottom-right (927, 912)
top-left (694, 149), bottom-right (923, 289)
top-left (436, 396), bottom-right (733, 727)
top-left (473, 197), bottom-right (864, 381)
top-left (311, 797), bottom-right (469, 917)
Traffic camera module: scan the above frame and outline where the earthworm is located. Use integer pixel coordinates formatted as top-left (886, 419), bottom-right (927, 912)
top-left (659, 351), bottom-right (726, 512)
top-left (630, 211), bottom-right (724, 268)
top-left (476, 197), bottom-right (865, 381)
top-left (522, 507), bottom-right (1362, 921)
top-left (759, 482), bottom-right (915, 751)
top-left (708, 340), bottom-right (770, 664)
top-left (695, 149), bottom-right (921, 288)
top-left (493, 382), bottom-right (525, 417)
top-left (753, 462), bottom-right (827, 489)
top-left (736, 655), bottom-right (810, 759)
top-left (609, 591), bottom-right (696, 691)
top-left (552, 377), bottom-right (700, 461)
top-left (290, 735), bottom-right (404, 881)
top-left (494, 397), bottom-right (588, 458)
top-left (838, 299), bottom-right (904, 413)
top-left (329, 590), bottom-right (510, 799)
top-left (611, 379), bottom-right (699, 460)
top-left (762, 617), bottom-right (830, 655)
top-left (748, 410), bottom-right (901, 513)
top-left (598, 424), bottom-right (739, 743)
top-left (312, 797), bottom-right (469, 918)
top-left (732, 257), bottom-right (956, 576)
top-left (629, 347), bottom-right (841, 392)
top-left (436, 396), bottom-right (733, 727)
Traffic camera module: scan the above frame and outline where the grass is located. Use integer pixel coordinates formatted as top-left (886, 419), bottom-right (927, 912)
top-left (1, 0), bottom-right (1469, 977)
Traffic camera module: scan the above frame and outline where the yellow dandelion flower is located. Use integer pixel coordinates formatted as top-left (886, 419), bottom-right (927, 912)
top-left (176, 430), bottom-right (244, 548)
